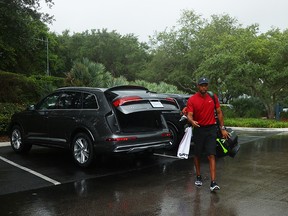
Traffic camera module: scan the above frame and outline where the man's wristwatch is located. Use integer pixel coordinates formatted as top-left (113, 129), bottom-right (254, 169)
top-left (220, 126), bottom-right (226, 130)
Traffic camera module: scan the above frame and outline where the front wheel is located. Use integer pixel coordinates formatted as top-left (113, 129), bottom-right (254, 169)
top-left (10, 125), bottom-right (32, 153)
top-left (72, 133), bottom-right (94, 167)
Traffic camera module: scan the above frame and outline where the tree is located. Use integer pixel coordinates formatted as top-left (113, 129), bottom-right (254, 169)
top-left (196, 25), bottom-right (288, 118)
top-left (66, 58), bottom-right (113, 87)
top-left (54, 29), bottom-right (150, 81)
top-left (143, 10), bottom-right (209, 92)
top-left (148, 10), bottom-right (288, 118)
top-left (0, 0), bottom-right (53, 74)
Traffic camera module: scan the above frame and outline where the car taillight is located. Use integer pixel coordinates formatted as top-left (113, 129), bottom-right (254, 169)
top-left (112, 96), bottom-right (142, 107)
top-left (162, 132), bottom-right (171, 137)
top-left (106, 137), bottom-right (137, 142)
top-left (165, 97), bottom-right (176, 103)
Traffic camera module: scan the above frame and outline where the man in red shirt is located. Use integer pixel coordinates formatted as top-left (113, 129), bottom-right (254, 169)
top-left (186, 77), bottom-right (229, 192)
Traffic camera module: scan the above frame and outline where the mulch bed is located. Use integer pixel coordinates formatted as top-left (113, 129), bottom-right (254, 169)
top-left (0, 136), bottom-right (9, 142)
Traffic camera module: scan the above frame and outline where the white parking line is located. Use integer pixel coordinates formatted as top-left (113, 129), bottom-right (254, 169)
top-left (0, 156), bottom-right (61, 185)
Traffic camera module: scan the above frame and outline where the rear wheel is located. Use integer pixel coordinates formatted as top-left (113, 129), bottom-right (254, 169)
top-left (10, 125), bottom-right (32, 153)
top-left (72, 133), bottom-right (94, 167)
top-left (168, 125), bottom-right (178, 150)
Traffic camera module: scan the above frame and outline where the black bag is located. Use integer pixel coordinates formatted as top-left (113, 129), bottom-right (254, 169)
top-left (207, 92), bottom-right (240, 158)
top-left (216, 128), bottom-right (240, 158)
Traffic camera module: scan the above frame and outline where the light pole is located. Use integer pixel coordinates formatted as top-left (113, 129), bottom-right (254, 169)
top-left (46, 37), bottom-right (49, 76)
top-left (35, 37), bottom-right (49, 76)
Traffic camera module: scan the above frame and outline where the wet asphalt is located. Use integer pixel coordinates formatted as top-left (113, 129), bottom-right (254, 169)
top-left (0, 128), bottom-right (288, 216)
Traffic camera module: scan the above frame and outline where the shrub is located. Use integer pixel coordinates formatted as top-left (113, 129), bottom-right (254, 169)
top-left (225, 118), bottom-right (288, 128)
top-left (221, 106), bottom-right (237, 118)
top-left (0, 71), bottom-right (41, 104)
top-left (231, 97), bottom-right (265, 118)
top-left (0, 71), bottom-right (66, 104)
top-left (0, 103), bottom-right (26, 135)
top-left (0, 72), bottom-right (66, 135)
top-left (280, 111), bottom-right (288, 121)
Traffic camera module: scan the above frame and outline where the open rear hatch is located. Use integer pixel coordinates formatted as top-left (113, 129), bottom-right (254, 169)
top-left (106, 85), bottom-right (179, 114)
top-left (105, 86), bottom-right (179, 133)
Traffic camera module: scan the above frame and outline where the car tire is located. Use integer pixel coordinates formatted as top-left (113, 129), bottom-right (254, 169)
top-left (72, 133), bottom-right (94, 167)
top-left (10, 125), bottom-right (32, 153)
top-left (168, 124), bottom-right (178, 150)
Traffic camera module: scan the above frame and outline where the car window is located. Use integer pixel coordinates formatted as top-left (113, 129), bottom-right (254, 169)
top-left (83, 93), bottom-right (98, 109)
top-left (57, 92), bottom-right (82, 109)
top-left (37, 93), bottom-right (60, 110)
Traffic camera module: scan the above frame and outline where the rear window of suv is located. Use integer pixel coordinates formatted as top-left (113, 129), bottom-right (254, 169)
top-left (58, 92), bottom-right (82, 109)
top-left (37, 91), bottom-right (99, 110)
top-left (83, 93), bottom-right (98, 109)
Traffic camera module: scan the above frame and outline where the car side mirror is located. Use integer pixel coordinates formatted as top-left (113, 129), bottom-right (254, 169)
top-left (27, 105), bottom-right (35, 111)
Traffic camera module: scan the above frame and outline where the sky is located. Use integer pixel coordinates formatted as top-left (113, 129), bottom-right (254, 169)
top-left (42, 0), bottom-right (288, 42)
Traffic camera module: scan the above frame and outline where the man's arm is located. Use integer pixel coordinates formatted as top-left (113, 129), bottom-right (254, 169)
top-left (216, 107), bottom-right (229, 139)
top-left (187, 112), bottom-right (200, 128)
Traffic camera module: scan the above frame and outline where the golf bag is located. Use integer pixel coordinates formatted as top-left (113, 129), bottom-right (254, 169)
top-left (216, 127), bottom-right (240, 158)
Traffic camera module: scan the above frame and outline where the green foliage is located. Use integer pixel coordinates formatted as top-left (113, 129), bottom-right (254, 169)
top-left (66, 58), bottom-right (113, 87)
top-left (0, 103), bottom-right (26, 135)
top-left (66, 58), bottom-right (185, 93)
top-left (0, 71), bottom-right (65, 104)
top-left (28, 75), bottom-right (66, 98)
top-left (280, 111), bottom-right (288, 120)
top-left (0, 71), bottom-right (41, 104)
top-left (231, 97), bottom-right (265, 118)
top-left (0, 71), bottom-right (65, 135)
top-left (2, 4), bottom-right (288, 120)
top-left (54, 29), bottom-right (150, 80)
top-left (0, 0), bottom-right (54, 74)
top-left (106, 76), bottom-right (129, 87)
top-left (225, 118), bottom-right (288, 128)
top-left (148, 10), bottom-right (288, 119)
top-left (221, 106), bottom-right (237, 118)
top-left (131, 80), bottom-right (186, 94)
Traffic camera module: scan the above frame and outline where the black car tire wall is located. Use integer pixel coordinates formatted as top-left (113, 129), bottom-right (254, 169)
top-left (167, 124), bottom-right (178, 150)
top-left (10, 125), bottom-right (32, 153)
top-left (72, 133), bottom-right (95, 167)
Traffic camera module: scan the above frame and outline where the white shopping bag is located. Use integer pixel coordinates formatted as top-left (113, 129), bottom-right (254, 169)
top-left (177, 126), bottom-right (192, 159)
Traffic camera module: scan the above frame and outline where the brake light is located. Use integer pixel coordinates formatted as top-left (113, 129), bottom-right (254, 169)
top-left (166, 98), bottom-right (176, 103)
top-left (106, 137), bottom-right (137, 142)
top-left (162, 132), bottom-right (171, 137)
top-left (112, 96), bottom-right (142, 107)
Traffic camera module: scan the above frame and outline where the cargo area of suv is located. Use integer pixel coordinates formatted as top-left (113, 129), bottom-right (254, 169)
top-left (9, 85), bottom-right (179, 167)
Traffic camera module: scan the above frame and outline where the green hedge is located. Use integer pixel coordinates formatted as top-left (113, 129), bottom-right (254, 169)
top-left (225, 118), bottom-right (288, 128)
top-left (0, 71), bottom-right (66, 104)
top-left (231, 97), bottom-right (266, 118)
top-left (0, 103), bottom-right (26, 135)
top-left (0, 71), bottom-right (66, 135)
top-left (280, 111), bottom-right (288, 120)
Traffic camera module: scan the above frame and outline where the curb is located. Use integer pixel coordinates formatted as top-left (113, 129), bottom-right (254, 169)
top-left (230, 127), bottom-right (288, 132)
top-left (0, 142), bottom-right (10, 147)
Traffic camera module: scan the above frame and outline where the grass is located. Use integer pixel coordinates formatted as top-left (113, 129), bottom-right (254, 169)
top-left (225, 118), bottom-right (288, 128)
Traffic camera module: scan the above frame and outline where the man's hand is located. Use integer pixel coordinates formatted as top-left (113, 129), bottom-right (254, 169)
top-left (221, 129), bottom-right (230, 139)
top-left (191, 120), bottom-right (200, 128)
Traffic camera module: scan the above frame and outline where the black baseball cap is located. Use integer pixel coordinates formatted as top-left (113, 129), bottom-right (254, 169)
top-left (198, 77), bottom-right (209, 85)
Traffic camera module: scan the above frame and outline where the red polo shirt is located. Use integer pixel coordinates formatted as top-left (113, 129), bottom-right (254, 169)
top-left (186, 92), bottom-right (220, 126)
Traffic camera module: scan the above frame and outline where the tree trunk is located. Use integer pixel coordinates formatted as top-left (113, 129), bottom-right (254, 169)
top-left (266, 103), bottom-right (275, 119)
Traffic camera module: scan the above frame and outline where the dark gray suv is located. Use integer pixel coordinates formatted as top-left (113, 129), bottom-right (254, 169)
top-left (9, 86), bottom-right (178, 167)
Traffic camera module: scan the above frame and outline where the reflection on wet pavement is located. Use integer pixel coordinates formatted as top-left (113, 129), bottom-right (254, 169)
top-left (0, 131), bottom-right (288, 215)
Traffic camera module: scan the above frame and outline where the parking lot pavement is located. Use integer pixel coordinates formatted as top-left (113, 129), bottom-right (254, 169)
top-left (0, 131), bottom-right (288, 216)
top-left (0, 143), bottom-right (180, 195)
top-left (0, 129), bottom-right (288, 215)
